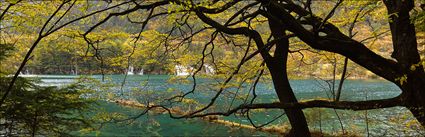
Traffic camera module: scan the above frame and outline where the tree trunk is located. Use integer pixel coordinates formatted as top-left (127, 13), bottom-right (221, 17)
top-left (266, 20), bottom-right (311, 136)
top-left (383, 0), bottom-right (425, 127)
top-left (268, 63), bottom-right (311, 136)
top-left (401, 77), bottom-right (425, 127)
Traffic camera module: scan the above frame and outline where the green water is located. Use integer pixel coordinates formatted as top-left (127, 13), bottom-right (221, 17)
top-left (35, 75), bottom-right (424, 136)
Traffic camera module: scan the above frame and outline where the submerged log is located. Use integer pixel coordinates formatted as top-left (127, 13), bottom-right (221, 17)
top-left (111, 99), bottom-right (290, 135)
top-left (111, 99), bottom-right (345, 137)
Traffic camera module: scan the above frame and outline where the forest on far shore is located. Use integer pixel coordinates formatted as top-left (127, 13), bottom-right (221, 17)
top-left (2, 1), bottom-right (423, 79)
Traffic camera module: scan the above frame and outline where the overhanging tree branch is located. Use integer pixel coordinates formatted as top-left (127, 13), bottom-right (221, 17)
top-left (181, 96), bottom-right (402, 118)
top-left (261, 0), bottom-right (403, 83)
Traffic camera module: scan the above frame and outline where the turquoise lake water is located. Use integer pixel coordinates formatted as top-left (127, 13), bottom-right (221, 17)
top-left (33, 75), bottom-right (424, 136)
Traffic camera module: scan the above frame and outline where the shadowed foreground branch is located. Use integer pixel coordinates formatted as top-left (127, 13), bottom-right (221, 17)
top-left (239, 97), bottom-right (401, 111)
top-left (113, 96), bottom-right (401, 119)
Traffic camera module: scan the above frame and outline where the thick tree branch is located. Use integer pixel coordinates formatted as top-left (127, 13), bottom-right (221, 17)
top-left (184, 96), bottom-right (402, 119)
top-left (261, 0), bottom-right (403, 83)
top-left (384, 0), bottom-right (420, 68)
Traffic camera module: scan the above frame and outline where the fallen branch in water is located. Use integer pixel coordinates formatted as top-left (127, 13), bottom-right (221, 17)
top-left (111, 98), bottom-right (387, 136)
top-left (111, 99), bottom-right (290, 135)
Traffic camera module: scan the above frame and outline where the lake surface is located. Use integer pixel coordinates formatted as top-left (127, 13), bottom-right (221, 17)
top-left (31, 75), bottom-right (424, 136)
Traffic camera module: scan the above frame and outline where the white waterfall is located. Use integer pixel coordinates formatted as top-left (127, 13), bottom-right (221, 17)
top-left (175, 65), bottom-right (214, 76)
top-left (175, 65), bottom-right (191, 76)
top-left (74, 65), bottom-right (78, 75)
top-left (19, 70), bottom-right (31, 76)
top-left (127, 66), bottom-right (134, 75)
top-left (203, 64), bottom-right (215, 75)
top-left (138, 68), bottom-right (144, 75)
